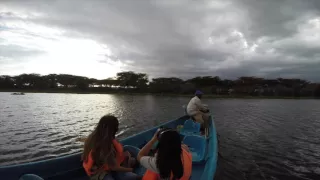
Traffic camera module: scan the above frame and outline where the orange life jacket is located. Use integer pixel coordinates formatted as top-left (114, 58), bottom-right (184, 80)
top-left (142, 147), bottom-right (192, 180)
top-left (83, 139), bottom-right (124, 176)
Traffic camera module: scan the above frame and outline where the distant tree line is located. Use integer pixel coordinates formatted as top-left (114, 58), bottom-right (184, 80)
top-left (1, 72), bottom-right (320, 98)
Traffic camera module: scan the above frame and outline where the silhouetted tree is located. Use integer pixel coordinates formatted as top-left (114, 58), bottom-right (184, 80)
top-left (0, 76), bottom-right (15, 88)
top-left (116, 71), bottom-right (148, 88)
top-left (56, 74), bottom-right (76, 87)
top-left (149, 77), bottom-right (183, 93)
top-left (0, 72), bottom-right (319, 98)
top-left (186, 76), bottom-right (220, 88)
top-left (315, 85), bottom-right (320, 98)
top-left (76, 79), bottom-right (89, 90)
top-left (44, 74), bottom-right (58, 88)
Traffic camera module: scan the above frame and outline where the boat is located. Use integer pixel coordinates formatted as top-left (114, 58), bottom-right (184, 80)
top-left (11, 92), bottom-right (25, 95)
top-left (0, 115), bottom-right (218, 180)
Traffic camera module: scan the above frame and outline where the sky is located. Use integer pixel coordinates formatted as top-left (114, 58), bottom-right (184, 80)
top-left (1, 0), bottom-right (320, 81)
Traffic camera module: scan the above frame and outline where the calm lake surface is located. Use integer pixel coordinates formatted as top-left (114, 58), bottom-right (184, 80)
top-left (0, 92), bottom-right (319, 180)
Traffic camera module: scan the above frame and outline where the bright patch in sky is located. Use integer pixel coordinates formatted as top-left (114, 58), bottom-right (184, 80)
top-left (0, 12), bottom-right (122, 79)
top-left (29, 37), bottom-right (123, 79)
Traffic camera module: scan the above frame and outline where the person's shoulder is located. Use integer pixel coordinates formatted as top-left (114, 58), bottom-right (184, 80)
top-left (188, 96), bottom-right (195, 104)
top-left (191, 96), bottom-right (198, 100)
top-left (113, 139), bottom-right (121, 145)
top-left (193, 96), bottom-right (200, 101)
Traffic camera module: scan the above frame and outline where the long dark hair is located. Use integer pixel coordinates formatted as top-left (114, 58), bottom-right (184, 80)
top-left (82, 115), bottom-right (119, 169)
top-left (156, 130), bottom-right (183, 179)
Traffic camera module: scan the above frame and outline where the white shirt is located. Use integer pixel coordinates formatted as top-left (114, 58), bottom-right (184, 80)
top-left (140, 155), bottom-right (169, 180)
top-left (139, 145), bottom-right (190, 180)
top-left (186, 96), bottom-right (205, 116)
top-left (140, 156), bottom-right (159, 173)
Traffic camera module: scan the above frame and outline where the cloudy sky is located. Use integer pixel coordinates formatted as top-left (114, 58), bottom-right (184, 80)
top-left (1, 0), bottom-right (320, 81)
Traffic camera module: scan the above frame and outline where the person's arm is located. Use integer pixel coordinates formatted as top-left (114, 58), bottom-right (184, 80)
top-left (137, 131), bottom-right (158, 161)
top-left (181, 144), bottom-right (190, 152)
top-left (195, 98), bottom-right (207, 111)
top-left (109, 149), bottom-right (133, 172)
top-left (110, 165), bottom-right (133, 172)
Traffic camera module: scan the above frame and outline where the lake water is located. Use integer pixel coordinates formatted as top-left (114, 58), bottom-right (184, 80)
top-left (0, 92), bottom-right (319, 180)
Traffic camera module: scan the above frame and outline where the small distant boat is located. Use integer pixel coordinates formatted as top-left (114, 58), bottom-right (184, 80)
top-left (11, 92), bottom-right (25, 95)
top-left (0, 114), bottom-right (218, 180)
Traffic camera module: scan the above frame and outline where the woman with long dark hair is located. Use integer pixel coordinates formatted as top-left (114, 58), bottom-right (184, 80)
top-left (137, 129), bottom-right (192, 180)
top-left (82, 115), bottom-right (140, 180)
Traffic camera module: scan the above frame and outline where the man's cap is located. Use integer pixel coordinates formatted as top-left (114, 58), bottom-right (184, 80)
top-left (195, 90), bottom-right (204, 95)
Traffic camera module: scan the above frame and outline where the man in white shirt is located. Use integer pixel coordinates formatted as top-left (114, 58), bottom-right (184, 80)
top-left (186, 90), bottom-right (209, 128)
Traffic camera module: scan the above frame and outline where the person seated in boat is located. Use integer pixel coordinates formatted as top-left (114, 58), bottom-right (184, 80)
top-left (137, 129), bottom-right (192, 180)
top-left (186, 90), bottom-right (209, 129)
top-left (82, 115), bottom-right (141, 180)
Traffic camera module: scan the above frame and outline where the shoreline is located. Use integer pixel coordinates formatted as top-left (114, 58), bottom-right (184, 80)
top-left (1, 89), bottom-right (317, 99)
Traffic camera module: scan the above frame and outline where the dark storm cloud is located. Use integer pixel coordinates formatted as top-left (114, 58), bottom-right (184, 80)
top-left (1, 0), bottom-right (320, 81)
top-left (233, 0), bottom-right (320, 38)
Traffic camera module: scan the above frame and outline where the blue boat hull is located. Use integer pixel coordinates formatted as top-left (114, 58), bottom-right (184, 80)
top-left (0, 115), bottom-right (218, 180)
